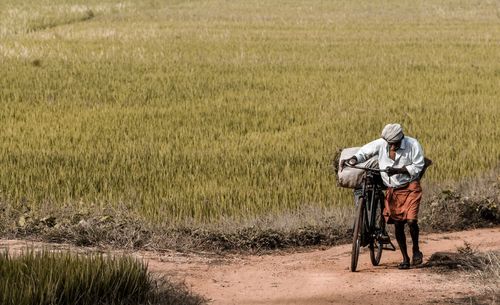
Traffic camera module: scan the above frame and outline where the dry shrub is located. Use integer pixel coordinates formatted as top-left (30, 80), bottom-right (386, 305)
top-left (420, 170), bottom-right (500, 232)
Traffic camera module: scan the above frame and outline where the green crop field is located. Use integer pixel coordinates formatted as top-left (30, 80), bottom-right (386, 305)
top-left (0, 0), bottom-right (499, 224)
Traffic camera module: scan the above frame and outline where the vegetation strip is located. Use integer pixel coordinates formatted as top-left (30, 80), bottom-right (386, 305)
top-left (1, 170), bottom-right (498, 253)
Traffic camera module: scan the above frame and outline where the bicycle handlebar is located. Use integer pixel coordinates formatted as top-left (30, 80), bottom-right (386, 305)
top-left (343, 162), bottom-right (388, 173)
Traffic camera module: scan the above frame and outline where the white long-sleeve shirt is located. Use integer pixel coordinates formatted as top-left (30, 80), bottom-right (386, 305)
top-left (354, 136), bottom-right (425, 188)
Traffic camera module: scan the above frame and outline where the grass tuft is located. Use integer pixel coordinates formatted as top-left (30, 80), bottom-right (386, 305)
top-left (0, 249), bottom-right (205, 305)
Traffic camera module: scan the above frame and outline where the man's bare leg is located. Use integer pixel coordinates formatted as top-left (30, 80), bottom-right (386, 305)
top-left (408, 219), bottom-right (423, 265)
top-left (394, 221), bottom-right (410, 269)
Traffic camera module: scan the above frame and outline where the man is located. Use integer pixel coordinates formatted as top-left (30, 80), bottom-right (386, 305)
top-left (345, 123), bottom-right (425, 269)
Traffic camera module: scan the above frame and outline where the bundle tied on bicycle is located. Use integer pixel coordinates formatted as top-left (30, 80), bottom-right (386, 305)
top-left (334, 147), bottom-right (432, 189)
top-left (335, 147), bottom-right (379, 189)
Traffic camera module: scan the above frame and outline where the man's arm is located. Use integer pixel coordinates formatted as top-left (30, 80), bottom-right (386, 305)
top-left (352, 138), bottom-right (385, 164)
top-left (404, 141), bottom-right (425, 179)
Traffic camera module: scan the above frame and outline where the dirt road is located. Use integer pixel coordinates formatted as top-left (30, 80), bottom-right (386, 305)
top-left (1, 228), bottom-right (499, 305)
top-left (146, 228), bottom-right (499, 305)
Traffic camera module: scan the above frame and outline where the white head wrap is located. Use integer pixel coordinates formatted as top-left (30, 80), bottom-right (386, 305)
top-left (381, 123), bottom-right (404, 143)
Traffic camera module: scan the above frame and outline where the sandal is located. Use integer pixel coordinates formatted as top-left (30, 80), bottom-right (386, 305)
top-left (398, 262), bottom-right (410, 270)
top-left (412, 251), bottom-right (423, 265)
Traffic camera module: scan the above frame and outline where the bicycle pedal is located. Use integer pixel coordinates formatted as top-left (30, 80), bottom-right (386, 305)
top-left (382, 241), bottom-right (397, 251)
top-left (379, 236), bottom-right (391, 244)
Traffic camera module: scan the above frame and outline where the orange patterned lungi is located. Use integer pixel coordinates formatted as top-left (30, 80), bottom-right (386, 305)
top-left (384, 180), bottom-right (422, 224)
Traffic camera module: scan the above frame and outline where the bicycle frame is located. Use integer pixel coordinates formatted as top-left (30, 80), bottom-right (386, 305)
top-left (345, 163), bottom-right (392, 271)
top-left (358, 170), bottom-right (384, 247)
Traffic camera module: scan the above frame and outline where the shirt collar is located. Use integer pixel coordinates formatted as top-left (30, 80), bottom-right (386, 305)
top-left (400, 137), bottom-right (407, 150)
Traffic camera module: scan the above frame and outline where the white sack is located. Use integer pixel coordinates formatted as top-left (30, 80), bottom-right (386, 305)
top-left (337, 147), bottom-right (379, 189)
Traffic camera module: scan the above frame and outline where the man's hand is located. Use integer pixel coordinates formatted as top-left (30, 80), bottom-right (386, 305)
top-left (385, 166), bottom-right (409, 176)
top-left (344, 157), bottom-right (357, 166)
top-left (340, 157), bottom-right (357, 171)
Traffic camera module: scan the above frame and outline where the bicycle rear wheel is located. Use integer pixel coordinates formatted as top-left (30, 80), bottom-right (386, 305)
top-left (350, 198), bottom-right (365, 272)
top-left (369, 240), bottom-right (383, 266)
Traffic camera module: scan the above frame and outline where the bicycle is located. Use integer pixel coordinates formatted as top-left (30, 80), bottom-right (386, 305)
top-left (343, 163), bottom-right (396, 272)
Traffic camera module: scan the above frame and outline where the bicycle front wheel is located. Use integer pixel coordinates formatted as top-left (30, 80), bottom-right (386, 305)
top-left (350, 198), bottom-right (365, 272)
top-left (369, 197), bottom-right (384, 266)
